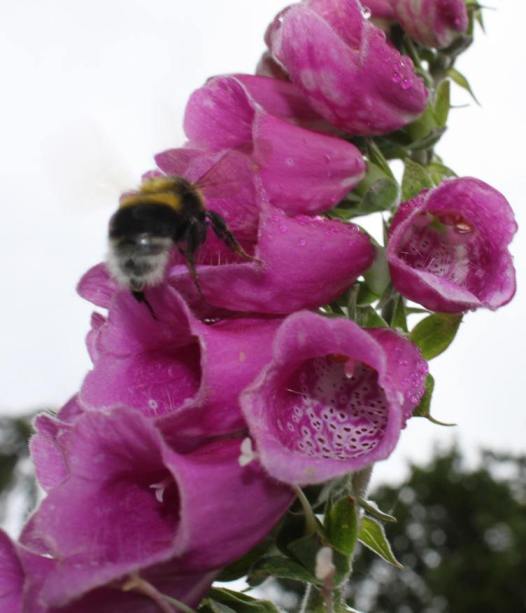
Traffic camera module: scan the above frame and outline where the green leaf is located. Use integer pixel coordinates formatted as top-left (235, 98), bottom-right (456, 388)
top-left (333, 162), bottom-right (399, 218)
top-left (390, 294), bottom-right (408, 333)
top-left (247, 556), bottom-right (315, 586)
top-left (287, 534), bottom-right (350, 585)
top-left (402, 159), bottom-right (434, 201)
top-left (448, 67), bottom-right (480, 105)
top-left (326, 496), bottom-right (359, 556)
top-left (410, 313), bottom-right (463, 360)
top-left (366, 139), bottom-right (395, 179)
top-left (358, 516), bottom-right (403, 569)
top-left (413, 374), bottom-right (456, 426)
top-left (359, 498), bottom-right (397, 523)
top-left (356, 282), bottom-right (378, 306)
top-left (363, 246), bottom-right (390, 296)
top-left (357, 306), bottom-right (388, 329)
top-left (201, 589), bottom-right (280, 613)
top-left (434, 79), bottom-right (450, 127)
top-left (406, 104), bottom-right (437, 142)
top-left (360, 178), bottom-right (399, 214)
top-left (426, 162), bottom-right (457, 185)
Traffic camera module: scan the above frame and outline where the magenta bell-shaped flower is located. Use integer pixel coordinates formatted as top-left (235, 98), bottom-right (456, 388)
top-left (22, 407), bottom-right (293, 610)
top-left (241, 312), bottom-right (428, 486)
top-left (387, 178), bottom-right (517, 313)
top-left (181, 73), bottom-right (366, 214)
top-left (391, 0), bottom-right (469, 49)
top-left (79, 202), bottom-right (374, 316)
top-left (265, 0), bottom-right (428, 135)
top-left (78, 286), bottom-right (284, 438)
top-left (11, 536), bottom-right (216, 613)
top-left (0, 530), bottom-right (23, 612)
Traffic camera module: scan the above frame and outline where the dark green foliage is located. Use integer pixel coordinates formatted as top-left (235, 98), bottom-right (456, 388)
top-left (349, 448), bottom-right (526, 612)
top-left (0, 413), bottom-right (36, 526)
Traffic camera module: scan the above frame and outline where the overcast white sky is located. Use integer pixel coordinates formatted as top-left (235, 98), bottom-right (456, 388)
top-left (0, 0), bottom-right (524, 486)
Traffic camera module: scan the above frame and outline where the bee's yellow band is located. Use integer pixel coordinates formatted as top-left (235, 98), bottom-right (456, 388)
top-left (119, 192), bottom-right (183, 211)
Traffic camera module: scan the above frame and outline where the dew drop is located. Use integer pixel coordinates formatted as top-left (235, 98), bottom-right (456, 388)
top-left (360, 3), bottom-right (371, 18)
top-left (455, 221), bottom-right (473, 234)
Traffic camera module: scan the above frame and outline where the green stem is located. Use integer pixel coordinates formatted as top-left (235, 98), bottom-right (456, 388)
top-left (121, 573), bottom-right (197, 613)
top-left (294, 485), bottom-right (320, 535)
top-left (300, 584), bottom-right (314, 613)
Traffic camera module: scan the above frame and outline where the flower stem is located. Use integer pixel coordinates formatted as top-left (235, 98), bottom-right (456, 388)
top-left (121, 572), bottom-right (197, 613)
top-left (294, 485), bottom-right (320, 535)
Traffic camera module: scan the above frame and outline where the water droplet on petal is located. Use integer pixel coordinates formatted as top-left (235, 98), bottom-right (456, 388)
top-left (358, 1), bottom-right (371, 19)
top-left (455, 221), bottom-right (473, 234)
top-left (401, 78), bottom-right (412, 90)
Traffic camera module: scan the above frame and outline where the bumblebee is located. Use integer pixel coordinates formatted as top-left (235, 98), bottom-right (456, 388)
top-left (107, 175), bottom-right (249, 305)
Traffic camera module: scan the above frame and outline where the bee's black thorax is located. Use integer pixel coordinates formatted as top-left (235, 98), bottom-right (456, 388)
top-left (107, 175), bottom-right (250, 296)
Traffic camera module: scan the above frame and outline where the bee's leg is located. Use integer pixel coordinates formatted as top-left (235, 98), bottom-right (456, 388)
top-left (131, 290), bottom-right (158, 320)
top-left (204, 210), bottom-right (255, 261)
top-left (179, 219), bottom-right (207, 298)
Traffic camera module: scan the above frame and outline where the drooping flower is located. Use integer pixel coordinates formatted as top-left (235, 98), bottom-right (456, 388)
top-left (241, 312), bottom-right (427, 485)
top-left (179, 74), bottom-right (366, 214)
top-left (79, 286), bottom-right (283, 439)
top-left (387, 178), bottom-right (517, 313)
top-left (0, 530), bottom-right (23, 612)
top-left (390, 0), bottom-right (468, 49)
top-left (265, 0), bottom-right (428, 135)
top-left (80, 202), bottom-right (374, 316)
top-left (22, 407), bottom-right (293, 609)
top-left (19, 543), bottom-right (217, 613)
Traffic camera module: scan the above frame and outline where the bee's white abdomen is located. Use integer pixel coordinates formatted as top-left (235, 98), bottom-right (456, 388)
top-left (107, 235), bottom-right (173, 291)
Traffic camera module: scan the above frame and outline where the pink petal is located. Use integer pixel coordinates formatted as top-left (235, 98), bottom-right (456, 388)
top-left (253, 111), bottom-right (365, 214)
top-left (241, 312), bottom-right (426, 485)
top-left (168, 205), bottom-right (374, 314)
top-left (267, 2), bottom-right (428, 135)
top-left (388, 178), bottom-right (517, 312)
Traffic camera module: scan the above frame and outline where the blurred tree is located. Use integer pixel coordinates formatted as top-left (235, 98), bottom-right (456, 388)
top-left (0, 413), bottom-right (37, 531)
top-left (349, 447), bottom-right (526, 613)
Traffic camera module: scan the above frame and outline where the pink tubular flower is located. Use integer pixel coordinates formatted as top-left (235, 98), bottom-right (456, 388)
top-left (181, 74), bottom-right (366, 214)
top-left (265, 0), bottom-right (428, 135)
top-left (79, 203), bottom-right (374, 316)
top-left (387, 178), bottom-right (517, 313)
top-left (241, 312), bottom-right (427, 486)
top-left (20, 545), bottom-right (216, 613)
top-left (22, 408), bottom-right (293, 609)
top-left (0, 530), bottom-right (23, 612)
top-left (391, 0), bottom-right (469, 49)
top-left (78, 286), bottom-right (283, 438)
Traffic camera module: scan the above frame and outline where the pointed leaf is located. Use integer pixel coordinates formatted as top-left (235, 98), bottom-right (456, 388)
top-left (448, 67), bottom-right (480, 105)
top-left (402, 159), bottom-right (434, 201)
top-left (326, 496), bottom-right (359, 556)
top-left (366, 140), bottom-right (395, 179)
top-left (358, 306), bottom-right (388, 329)
top-left (358, 498), bottom-right (397, 523)
top-left (203, 589), bottom-right (280, 613)
top-left (413, 374), bottom-right (456, 426)
top-left (426, 162), bottom-right (457, 185)
top-left (247, 556), bottom-right (315, 586)
top-left (363, 246), bottom-right (390, 296)
top-left (410, 313), bottom-right (463, 360)
top-left (434, 79), bottom-right (450, 127)
top-left (358, 516), bottom-right (403, 569)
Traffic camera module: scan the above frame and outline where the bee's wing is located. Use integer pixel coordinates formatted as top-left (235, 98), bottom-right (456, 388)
top-left (193, 151), bottom-right (253, 199)
top-left (40, 115), bottom-right (141, 212)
